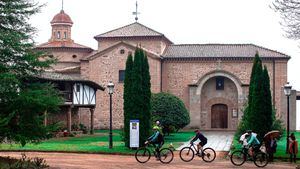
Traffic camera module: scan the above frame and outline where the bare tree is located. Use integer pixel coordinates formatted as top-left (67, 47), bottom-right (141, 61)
top-left (272, 0), bottom-right (300, 40)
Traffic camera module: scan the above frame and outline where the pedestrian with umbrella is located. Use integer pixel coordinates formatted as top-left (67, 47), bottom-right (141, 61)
top-left (264, 130), bottom-right (280, 162)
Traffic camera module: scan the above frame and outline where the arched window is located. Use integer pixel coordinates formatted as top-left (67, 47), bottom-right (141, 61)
top-left (57, 31), bottom-right (61, 39)
top-left (64, 32), bottom-right (67, 39)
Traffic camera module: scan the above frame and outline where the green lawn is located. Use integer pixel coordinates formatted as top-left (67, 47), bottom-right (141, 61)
top-left (0, 130), bottom-right (194, 154)
top-left (231, 131), bottom-right (300, 159)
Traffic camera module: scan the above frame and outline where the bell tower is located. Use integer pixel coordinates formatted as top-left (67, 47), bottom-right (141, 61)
top-left (50, 9), bottom-right (73, 42)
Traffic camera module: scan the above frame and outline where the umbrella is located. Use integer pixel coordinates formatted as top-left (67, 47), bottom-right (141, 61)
top-left (264, 130), bottom-right (280, 140)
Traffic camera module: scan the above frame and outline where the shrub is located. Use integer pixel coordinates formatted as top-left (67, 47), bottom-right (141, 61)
top-left (79, 123), bottom-right (88, 134)
top-left (151, 93), bottom-right (190, 135)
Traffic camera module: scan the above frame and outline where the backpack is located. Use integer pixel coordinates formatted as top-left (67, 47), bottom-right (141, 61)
top-left (157, 133), bottom-right (164, 143)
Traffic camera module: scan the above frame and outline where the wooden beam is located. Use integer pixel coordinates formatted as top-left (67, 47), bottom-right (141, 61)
top-left (90, 108), bottom-right (95, 135)
top-left (67, 107), bottom-right (72, 132)
top-left (44, 110), bottom-right (47, 126)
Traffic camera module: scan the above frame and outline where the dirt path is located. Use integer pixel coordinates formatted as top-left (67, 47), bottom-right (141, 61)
top-left (0, 152), bottom-right (297, 169)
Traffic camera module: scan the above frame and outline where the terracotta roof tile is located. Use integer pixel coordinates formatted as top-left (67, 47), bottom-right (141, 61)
top-left (163, 44), bottom-right (289, 59)
top-left (94, 22), bottom-right (172, 44)
top-left (36, 41), bottom-right (92, 51)
top-left (51, 10), bottom-right (73, 25)
top-left (38, 72), bottom-right (104, 90)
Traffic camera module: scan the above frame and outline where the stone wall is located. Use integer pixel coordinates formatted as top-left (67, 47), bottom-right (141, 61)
top-left (162, 59), bottom-right (288, 129)
top-left (97, 38), bottom-right (169, 55)
top-left (82, 44), bottom-right (161, 129)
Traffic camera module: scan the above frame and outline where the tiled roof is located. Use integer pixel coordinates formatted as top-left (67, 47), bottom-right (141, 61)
top-left (94, 22), bottom-right (172, 43)
top-left (51, 10), bottom-right (73, 25)
top-left (163, 44), bottom-right (290, 59)
top-left (37, 72), bottom-right (104, 90)
top-left (81, 41), bottom-right (161, 61)
top-left (36, 41), bottom-right (92, 51)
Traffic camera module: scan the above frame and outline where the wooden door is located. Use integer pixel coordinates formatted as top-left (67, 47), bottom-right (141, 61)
top-left (211, 104), bottom-right (228, 128)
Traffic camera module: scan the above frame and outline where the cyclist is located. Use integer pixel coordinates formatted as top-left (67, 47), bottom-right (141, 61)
top-left (246, 130), bottom-right (260, 157)
top-left (153, 120), bottom-right (163, 134)
top-left (190, 129), bottom-right (207, 155)
top-left (145, 126), bottom-right (164, 159)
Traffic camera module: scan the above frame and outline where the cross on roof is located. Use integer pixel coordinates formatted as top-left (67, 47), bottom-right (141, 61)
top-left (132, 1), bottom-right (140, 22)
top-left (62, 0), bottom-right (64, 10)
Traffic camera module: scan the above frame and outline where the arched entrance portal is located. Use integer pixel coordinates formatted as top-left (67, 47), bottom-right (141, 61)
top-left (211, 104), bottom-right (228, 128)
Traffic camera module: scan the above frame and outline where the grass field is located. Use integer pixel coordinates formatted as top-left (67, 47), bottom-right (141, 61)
top-left (0, 130), bottom-right (194, 154)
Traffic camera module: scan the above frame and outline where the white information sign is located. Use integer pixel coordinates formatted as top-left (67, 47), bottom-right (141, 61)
top-left (130, 120), bottom-right (139, 148)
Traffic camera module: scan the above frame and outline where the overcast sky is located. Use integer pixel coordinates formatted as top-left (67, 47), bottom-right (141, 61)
top-left (31, 0), bottom-right (300, 127)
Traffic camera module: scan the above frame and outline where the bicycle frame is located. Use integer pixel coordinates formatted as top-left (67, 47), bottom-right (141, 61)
top-left (188, 143), bottom-right (202, 154)
top-left (143, 143), bottom-right (160, 157)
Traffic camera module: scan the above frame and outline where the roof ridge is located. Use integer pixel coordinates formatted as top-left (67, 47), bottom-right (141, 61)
top-left (95, 22), bottom-right (137, 38)
top-left (169, 43), bottom-right (254, 46)
top-left (135, 22), bottom-right (165, 36)
top-left (250, 44), bottom-right (289, 57)
top-left (94, 22), bottom-right (164, 38)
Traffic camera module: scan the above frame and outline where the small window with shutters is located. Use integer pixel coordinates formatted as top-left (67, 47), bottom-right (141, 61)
top-left (119, 70), bottom-right (125, 82)
top-left (216, 77), bottom-right (224, 90)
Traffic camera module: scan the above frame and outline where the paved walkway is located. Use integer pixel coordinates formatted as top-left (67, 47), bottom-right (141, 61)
top-left (177, 131), bottom-right (234, 151)
top-left (0, 152), bottom-right (296, 169)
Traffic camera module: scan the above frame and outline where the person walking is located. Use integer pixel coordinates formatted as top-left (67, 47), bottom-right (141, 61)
top-left (265, 136), bottom-right (277, 162)
top-left (289, 133), bottom-right (298, 163)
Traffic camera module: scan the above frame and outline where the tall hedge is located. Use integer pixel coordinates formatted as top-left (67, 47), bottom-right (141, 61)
top-left (151, 93), bottom-right (190, 134)
top-left (123, 48), bottom-right (151, 147)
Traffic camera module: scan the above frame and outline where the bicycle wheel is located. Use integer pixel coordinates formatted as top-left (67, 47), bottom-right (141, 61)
top-left (254, 152), bottom-right (268, 168)
top-left (202, 147), bottom-right (216, 162)
top-left (159, 148), bottom-right (174, 164)
top-left (179, 147), bottom-right (194, 162)
top-left (230, 150), bottom-right (246, 166)
top-left (135, 148), bottom-right (151, 163)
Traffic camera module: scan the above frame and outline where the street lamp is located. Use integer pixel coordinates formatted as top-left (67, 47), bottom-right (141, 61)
top-left (284, 82), bottom-right (292, 153)
top-left (107, 81), bottom-right (115, 149)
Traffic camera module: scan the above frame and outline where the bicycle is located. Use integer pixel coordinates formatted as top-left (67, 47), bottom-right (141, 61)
top-left (230, 146), bottom-right (268, 167)
top-left (135, 142), bottom-right (174, 164)
top-left (179, 143), bottom-right (216, 162)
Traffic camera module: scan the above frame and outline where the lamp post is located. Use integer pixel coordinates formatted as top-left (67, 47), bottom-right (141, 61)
top-left (284, 82), bottom-right (292, 153)
top-left (107, 81), bottom-right (115, 149)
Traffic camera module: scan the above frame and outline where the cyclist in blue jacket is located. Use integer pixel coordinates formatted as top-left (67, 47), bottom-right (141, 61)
top-left (145, 126), bottom-right (164, 158)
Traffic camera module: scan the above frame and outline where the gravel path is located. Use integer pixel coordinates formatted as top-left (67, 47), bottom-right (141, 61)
top-left (0, 152), bottom-right (297, 169)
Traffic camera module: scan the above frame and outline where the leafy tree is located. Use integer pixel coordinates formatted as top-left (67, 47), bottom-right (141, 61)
top-left (272, 0), bottom-right (300, 41)
top-left (123, 48), bottom-right (151, 147)
top-left (0, 0), bottom-right (61, 146)
top-left (151, 93), bottom-right (190, 135)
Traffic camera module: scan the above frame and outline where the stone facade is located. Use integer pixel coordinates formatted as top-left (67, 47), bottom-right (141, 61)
top-left (36, 10), bottom-right (294, 131)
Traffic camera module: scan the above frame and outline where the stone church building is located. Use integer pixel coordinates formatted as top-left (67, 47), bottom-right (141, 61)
top-left (36, 9), bottom-right (296, 131)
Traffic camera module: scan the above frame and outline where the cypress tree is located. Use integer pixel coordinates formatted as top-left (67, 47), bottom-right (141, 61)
top-left (123, 54), bottom-right (134, 147)
top-left (238, 53), bottom-right (262, 134)
top-left (123, 47), bottom-right (151, 147)
top-left (243, 53), bottom-right (262, 125)
top-left (248, 58), bottom-right (264, 140)
top-left (262, 66), bottom-right (273, 134)
top-left (237, 53), bottom-right (274, 141)
top-left (140, 51), bottom-right (151, 143)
